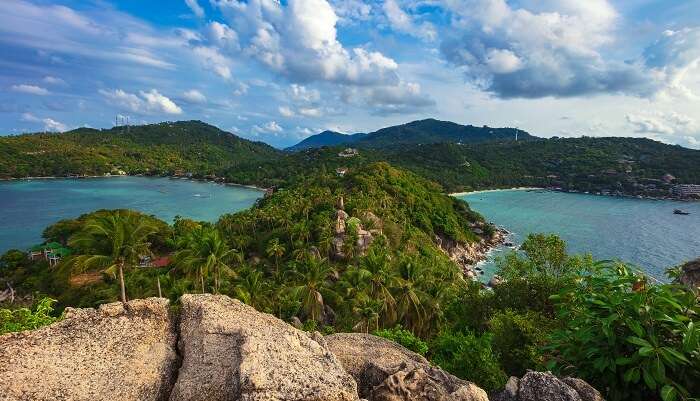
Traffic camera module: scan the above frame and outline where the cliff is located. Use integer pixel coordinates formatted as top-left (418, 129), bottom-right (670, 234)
top-left (0, 295), bottom-right (604, 401)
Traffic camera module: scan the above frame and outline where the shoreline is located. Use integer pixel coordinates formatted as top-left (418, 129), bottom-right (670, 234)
top-left (0, 174), bottom-right (268, 193)
top-left (450, 187), bottom-right (543, 197)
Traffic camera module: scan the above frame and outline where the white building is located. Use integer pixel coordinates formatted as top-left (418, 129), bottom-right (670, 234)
top-left (671, 184), bottom-right (700, 198)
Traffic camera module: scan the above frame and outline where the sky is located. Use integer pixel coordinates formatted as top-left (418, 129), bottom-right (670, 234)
top-left (1, 0), bottom-right (700, 149)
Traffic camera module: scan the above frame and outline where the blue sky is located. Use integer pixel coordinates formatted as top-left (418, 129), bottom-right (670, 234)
top-left (1, 0), bottom-right (699, 149)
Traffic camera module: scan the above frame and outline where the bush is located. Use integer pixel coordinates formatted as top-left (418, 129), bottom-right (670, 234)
top-left (548, 261), bottom-right (700, 401)
top-left (0, 298), bottom-right (61, 335)
top-left (490, 310), bottom-right (550, 377)
top-left (374, 325), bottom-right (429, 356)
top-left (430, 330), bottom-right (507, 392)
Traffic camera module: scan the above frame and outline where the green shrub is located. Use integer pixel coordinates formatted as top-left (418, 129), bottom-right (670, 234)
top-left (374, 325), bottom-right (429, 355)
top-left (490, 310), bottom-right (550, 377)
top-left (430, 330), bottom-right (507, 392)
top-left (0, 298), bottom-right (61, 335)
top-left (548, 261), bottom-right (700, 401)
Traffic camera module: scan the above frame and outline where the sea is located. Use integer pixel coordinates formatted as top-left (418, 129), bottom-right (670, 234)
top-left (0, 177), bottom-right (263, 254)
top-left (457, 189), bottom-right (700, 282)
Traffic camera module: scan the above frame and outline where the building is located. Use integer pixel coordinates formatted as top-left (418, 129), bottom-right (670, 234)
top-left (338, 148), bottom-right (359, 158)
top-left (671, 184), bottom-right (700, 198)
top-left (662, 173), bottom-right (676, 184)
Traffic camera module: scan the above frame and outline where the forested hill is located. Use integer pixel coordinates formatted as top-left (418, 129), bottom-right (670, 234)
top-left (224, 136), bottom-right (700, 195)
top-left (285, 130), bottom-right (367, 151)
top-left (0, 121), bottom-right (279, 179)
top-left (286, 118), bottom-right (533, 151)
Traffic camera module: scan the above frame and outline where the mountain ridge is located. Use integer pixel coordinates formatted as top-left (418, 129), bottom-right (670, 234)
top-left (286, 118), bottom-right (534, 151)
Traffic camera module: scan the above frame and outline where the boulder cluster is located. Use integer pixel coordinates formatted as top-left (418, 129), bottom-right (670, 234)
top-left (331, 196), bottom-right (382, 260)
top-left (0, 294), bottom-right (603, 401)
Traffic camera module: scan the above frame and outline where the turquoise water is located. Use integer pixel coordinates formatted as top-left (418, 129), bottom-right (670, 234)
top-left (0, 177), bottom-right (263, 253)
top-left (458, 190), bottom-right (700, 281)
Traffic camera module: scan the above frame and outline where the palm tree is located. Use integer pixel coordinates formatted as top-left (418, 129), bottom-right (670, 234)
top-left (174, 226), bottom-right (237, 293)
top-left (391, 256), bottom-right (430, 334)
top-left (233, 266), bottom-right (269, 310)
top-left (65, 210), bottom-right (159, 303)
top-left (289, 255), bottom-right (336, 322)
top-left (266, 238), bottom-right (286, 274)
top-left (360, 248), bottom-right (397, 324)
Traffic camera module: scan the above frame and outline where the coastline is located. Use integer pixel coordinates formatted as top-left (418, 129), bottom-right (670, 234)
top-left (0, 174), bottom-right (268, 193)
top-left (450, 187), bottom-right (543, 197)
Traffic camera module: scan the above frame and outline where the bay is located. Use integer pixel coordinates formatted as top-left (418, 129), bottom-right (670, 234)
top-left (457, 190), bottom-right (700, 281)
top-left (0, 177), bottom-right (263, 254)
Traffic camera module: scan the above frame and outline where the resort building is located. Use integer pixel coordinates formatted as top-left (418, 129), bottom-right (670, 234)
top-left (671, 184), bottom-right (700, 198)
top-left (338, 148), bottom-right (359, 158)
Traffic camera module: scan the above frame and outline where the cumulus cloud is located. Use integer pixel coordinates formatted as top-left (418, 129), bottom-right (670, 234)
top-left (252, 121), bottom-right (284, 134)
top-left (192, 46), bottom-right (233, 79)
top-left (343, 81), bottom-right (435, 115)
top-left (383, 0), bottom-right (436, 41)
top-left (11, 84), bottom-right (49, 95)
top-left (100, 89), bottom-right (183, 115)
top-left (211, 0), bottom-right (399, 85)
top-left (21, 112), bottom-right (68, 132)
top-left (182, 89), bottom-right (206, 104)
top-left (626, 111), bottom-right (696, 136)
top-left (289, 84), bottom-right (321, 103)
top-left (643, 28), bottom-right (700, 99)
top-left (279, 106), bottom-right (295, 117)
top-left (439, 0), bottom-right (660, 98)
top-left (185, 0), bottom-right (205, 18)
top-left (42, 76), bottom-right (67, 86)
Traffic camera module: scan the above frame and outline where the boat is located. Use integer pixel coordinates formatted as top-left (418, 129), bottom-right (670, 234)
top-left (673, 209), bottom-right (690, 215)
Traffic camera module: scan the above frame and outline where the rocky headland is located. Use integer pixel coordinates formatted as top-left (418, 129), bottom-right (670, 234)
top-left (0, 294), bottom-right (603, 401)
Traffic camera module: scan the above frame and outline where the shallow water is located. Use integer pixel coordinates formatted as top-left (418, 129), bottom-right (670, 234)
top-left (0, 177), bottom-right (262, 253)
top-left (457, 190), bottom-right (700, 281)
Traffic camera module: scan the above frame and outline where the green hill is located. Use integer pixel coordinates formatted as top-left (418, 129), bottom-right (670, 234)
top-left (286, 118), bottom-right (533, 151)
top-left (0, 121), bottom-right (280, 179)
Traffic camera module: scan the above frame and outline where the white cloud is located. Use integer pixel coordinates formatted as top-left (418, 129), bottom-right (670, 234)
top-left (343, 81), bottom-right (435, 115)
top-left (42, 76), bottom-right (67, 86)
top-left (100, 88), bottom-right (183, 115)
top-left (192, 46), bottom-right (232, 79)
top-left (289, 84), bottom-right (321, 103)
top-left (21, 112), bottom-right (67, 132)
top-left (252, 121), bottom-right (284, 134)
top-left (185, 0), bottom-right (205, 18)
top-left (383, 0), bottom-right (436, 41)
top-left (643, 28), bottom-right (700, 99)
top-left (11, 84), bottom-right (49, 95)
top-left (298, 107), bottom-right (323, 117)
top-left (626, 111), bottom-right (696, 136)
top-left (182, 89), bottom-right (207, 104)
top-left (211, 0), bottom-right (399, 85)
top-left (206, 21), bottom-right (239, 51)
top-left (233, 82), bottom-right (249, 96)
top-left (439, 0), bottom-right (659, 98)
top-left (279, 106), bottom-right (295, 117)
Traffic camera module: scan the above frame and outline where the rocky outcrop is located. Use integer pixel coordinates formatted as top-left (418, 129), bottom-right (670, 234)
top-left (0, 296), bottom-right (606, 401)
top-left (678, 258), bottom-right (700, 293)
top-left (325, 333), bottom-right (487, 401)
top-left (331, 204), bottom-right (379, 260)
top-left (169, 294), bottom-right (358, 401)
top-left (435, 229), bottom-right (505, 280)
top-left (491, 371), bottom-right (604, 401)
top-left (0, 298), bottom-right (178, 401)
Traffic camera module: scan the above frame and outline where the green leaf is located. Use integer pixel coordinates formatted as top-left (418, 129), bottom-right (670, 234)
top-left (624, 367), bottom-right (640, 383)
top-left (660, 385), bottom-right (677, 401)
top-left (615, 356), bottom-right (634, 366)
top-left (627, 336), bottom-right (652, 348)
top-left (639, 346), bottom-right (655, 357)
top-left (642, 367), bottom-right (657, 390)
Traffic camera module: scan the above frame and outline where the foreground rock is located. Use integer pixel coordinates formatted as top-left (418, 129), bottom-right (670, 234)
top-left (0, 298), bottom-right (178, 401)
top-left (325, 333), bottom-right (487, 401)
top-left (678, 258), bottom-right (700, 293)
top-left (170, 294), bottom-right (358, 401)
top-left (492, 371), bottom-right (604, 401)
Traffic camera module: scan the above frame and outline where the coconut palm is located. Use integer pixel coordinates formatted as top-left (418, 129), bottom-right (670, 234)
top-left (174, 226), bottom-right (237, 293)
top-left (233, 266), bottom-right (269, 310)
top-left (266, 238), bottom-right (286, 273)
top-left (391, 256), bottom-right (430, 334)
top-left (360, 248), bottom-right (397, 323)
top-left (289, 255), bottom-right (336, 322)
top-left (65, 210), bottom-right (159, 303)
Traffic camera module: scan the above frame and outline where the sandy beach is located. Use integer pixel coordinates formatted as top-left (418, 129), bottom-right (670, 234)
top-left (450, 187), bottom-right (543, 197)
